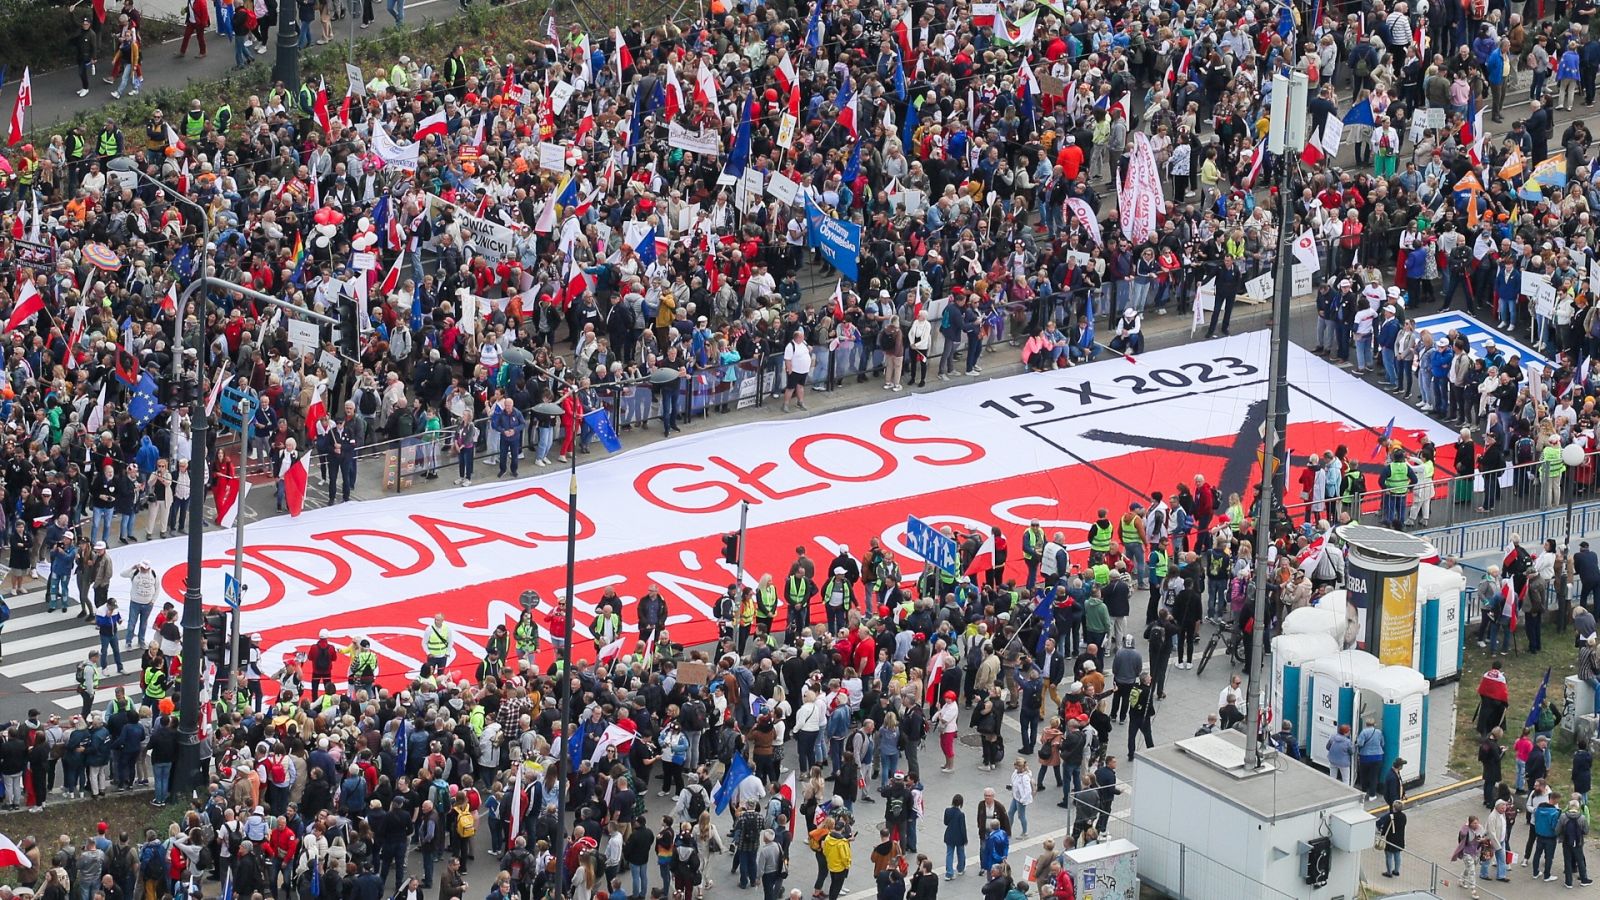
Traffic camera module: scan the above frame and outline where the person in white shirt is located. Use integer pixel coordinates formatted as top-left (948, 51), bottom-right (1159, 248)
top-left (782, 329), bottom-right (813, 412)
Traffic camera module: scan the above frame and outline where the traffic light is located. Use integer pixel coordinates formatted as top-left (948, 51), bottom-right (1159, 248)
top-left (1302, 836), bottom-right (1331, 887)
top-left (339, 297), bottom-right (359, 357)
top-left (722, 533), bottom-right (739, 565)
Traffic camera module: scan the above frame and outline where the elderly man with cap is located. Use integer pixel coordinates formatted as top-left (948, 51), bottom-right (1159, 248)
top-left (118, 559), bottom-right (157, 651)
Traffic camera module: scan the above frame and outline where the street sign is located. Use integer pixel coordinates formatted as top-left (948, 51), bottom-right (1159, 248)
top-left (904, 515), bottom-right (959, 575)
top-left (223, 574), bottom-right (241, 610)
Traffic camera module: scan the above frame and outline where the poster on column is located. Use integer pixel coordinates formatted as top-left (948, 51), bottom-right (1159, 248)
top-left (105, 335), bottom-right (1454, 691)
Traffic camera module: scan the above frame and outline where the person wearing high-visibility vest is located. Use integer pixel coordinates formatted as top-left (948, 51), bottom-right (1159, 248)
top-left (1542, 435), bottom-right (1568, 510)
top-left (754, 574), bottom-right (779, 637)
top-left (422, 613), bottom-right (451, 677)
top-left (736, 586), bottom-right (757, 652)
top-left (591, 603), bottom-right (622, 652)
top-left (1381, 449), bottom-right (1416, 529)
top-left (1145, 545), bottom-right (1169, 621)
top-left (140, 657), bottom-right (168, 705)
top-left (513, 605), bottom-right (540, 663)
top-left (344, 639), bottom-right (379, 694)
top-left (784, 573), bottom-right (816, 643)
top-left (1021, 521), bottom-right (1047, 590)
top-left (1086, 509), bottom-right (1114, 564)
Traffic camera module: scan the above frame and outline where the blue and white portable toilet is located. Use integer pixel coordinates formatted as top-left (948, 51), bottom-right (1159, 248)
top-left (1415, 563), bottom-right (1467, 684)
top-left (1356, 665), bottom-right (1431, 787)
top-left (1271, 632), bottom-right (1340, 756)
top-left (1306, 650), bottom-right (1382, 769)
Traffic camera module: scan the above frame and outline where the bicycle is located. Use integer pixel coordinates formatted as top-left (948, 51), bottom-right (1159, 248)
top-left (1196, 619), bottom-right (1246, 676)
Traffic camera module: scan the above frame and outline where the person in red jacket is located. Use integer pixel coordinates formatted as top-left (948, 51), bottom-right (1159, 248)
top-left (267, 816), bottom-right (300, 894)
top-left (178, 0), bottom-right (210, 57)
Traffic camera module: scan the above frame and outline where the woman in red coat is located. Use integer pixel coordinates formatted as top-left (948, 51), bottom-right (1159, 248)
top-left (178, 0), bottom-right (210, 57)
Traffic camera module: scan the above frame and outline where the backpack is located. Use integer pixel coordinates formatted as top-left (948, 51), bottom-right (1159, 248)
top-left (455, 810), bottom-right (477, 838)
top-left (357, 389), bottom-right (378, 416)
top-left (139, 842), bottom-right (164, 880)
top-left (0, 600), bottom-right (11, 625)
top-left (679, 700), bottom-right (705, 733)
top-left (1514, 437), bottom-right (1535, 465)
top-left (264, 755), bottom-right (287, 785)
top-left (686, 787), bottom-right (708, 820)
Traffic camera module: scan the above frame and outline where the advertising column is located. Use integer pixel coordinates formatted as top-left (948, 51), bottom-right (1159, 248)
top-left (1336, 525), bottom-right (1431, 667)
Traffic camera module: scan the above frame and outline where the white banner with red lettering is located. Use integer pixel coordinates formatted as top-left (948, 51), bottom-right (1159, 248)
top-left (111, 333), bottom-right (1452, 686)
top-left (1117, 132), bottom-right (1163, 244)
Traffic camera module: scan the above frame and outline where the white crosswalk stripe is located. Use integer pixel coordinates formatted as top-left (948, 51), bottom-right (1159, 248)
top-left (0, 585), bottom-right (151, 711)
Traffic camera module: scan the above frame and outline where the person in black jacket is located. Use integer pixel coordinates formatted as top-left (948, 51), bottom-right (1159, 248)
top-left (1376, 801), bottom-right (1407, 877)
top-left (941, 795), bottom-right (967, 879)
top-left (1480, 729), bottom-right (1506, 809)
top-left (147, 716), bottom-right (179, 807)
top-left (1383, 759), bottom-right (1407, 806)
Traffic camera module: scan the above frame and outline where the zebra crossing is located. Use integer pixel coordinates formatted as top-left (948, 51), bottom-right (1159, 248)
top-left (0, 586), bottom-right (146, 712)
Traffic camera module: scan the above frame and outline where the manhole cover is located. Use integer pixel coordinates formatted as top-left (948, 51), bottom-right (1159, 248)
top-left (959, 734), bottom-right (984, 748)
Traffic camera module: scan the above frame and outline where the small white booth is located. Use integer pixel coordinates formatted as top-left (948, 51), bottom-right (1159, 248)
top-left (1355, 665), bottom-right (1431, 787)
top-left (1415, 563), bottom-right (1467, 684)
top-left (1302, 590), bottom-right (1361, 649)
top-left (1271, 632), bottom-right (1340, 756)
top-left (1306, 650), bottom-right (1382, 768)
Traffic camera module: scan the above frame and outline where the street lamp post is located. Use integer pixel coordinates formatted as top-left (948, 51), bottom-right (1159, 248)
top-left (1564, 443), bottom-right (1587, 552)
top-left (533, 366), bottom-right (678, 893)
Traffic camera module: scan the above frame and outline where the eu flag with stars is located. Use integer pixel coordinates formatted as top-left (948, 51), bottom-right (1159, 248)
top-left (713, 751), bottom-right (751, 814)
top-left (583, 409), bottom-right (622, 453)
top-left (129, 373), bottom-right (166, 428)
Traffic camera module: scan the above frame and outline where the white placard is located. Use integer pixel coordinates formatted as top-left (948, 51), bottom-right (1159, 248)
top-left (777, 113), bottom-right (797, 150)
top-left (287, 318), bottom-right (319, 355)
top-left (1245, 273), bottom-right (1274, 301)
top-left (317, 349), bottom-right (343, 383)
top-left (1424, 107), bottom-right (1446, 129)
top-left (903, 189), bottom-right (927, 215)
top-left (767, 171), bottom-right (800, 205)
top-left (1292, 264), bottom-right (1314, 297)
top-left (668, 122), bottom-right (722, 156)
top-left (1523, 271), bottom-right (1554, 307)
top-left (371, 126), bottom-right (419, 171)
top-left (459, 293), bottom-right (477, 337)
top-left (539, 142), bottom-right (566, 172)
top-left (550, 81), bottom-right (576, 115)
top-left (678, 203), bottom-right (701, 233)
top-left (351, 251), bottom-right (377, 271)
top-left (345, 64), bottom-right (366, 96)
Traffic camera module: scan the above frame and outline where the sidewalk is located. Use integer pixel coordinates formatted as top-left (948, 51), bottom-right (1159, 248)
top-left (24, 0), bottom-right (497, 132)
top-left (1384, 788), bottom-right (1596, 899)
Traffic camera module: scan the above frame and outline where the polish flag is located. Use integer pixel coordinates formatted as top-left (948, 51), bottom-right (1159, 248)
top-left (4, 278), bottom-right (44, 333)
top-left (1300, 141), bottom-right (1325, 167)
top-left (313, 77), bottom-right (332, 137)
top-left (282, 451), bottom-right (310, 517)
top-left (161, 282), bottom-right (177, 316)
top-left (774, 51), bottom-right (797, 94)
top-left (1242, 138), bottom-right (1266, 188)
top-left (893, 7), bottom-right (914, 60)
top-left (561, 254), bottom-right (592, 307)
top-left (0, 832), bottom-right (34, 868)
top-left (575, 101), bottom-right (596, 143)
top-left (788, 81), bottom-right (801, 120)
top-left (165, 123), bottom-right (185, 153)
top-left (471, 116), bottom-right (486, 154)
top-left (64, 304), bottom-right (87, 370)
top-left (177, 157), bottom-right (191, 195)
top-left (338, 85), bottom-right (353, 129)
top-left (304, 381), bottom-right (330, 438)
top-left (612, 27), bottom-right (633, 82)
top-left (85, 382), bottom-right (107, 433)
top-left (413, 108), bottom-right (448, 141)
top-left (695, 62), bottom-right (719, 110)
top-left (837, 94), bottom-right (859, 139)
top-left (379, 249), bottom-right (405, 295)
top-left (924, 651), bottom-right (945, 705)
top-left (964, 532), bottom-right (998, 576)
top-left (779, 770), bottom-right (797, 806)
top-left (828, 279), bottom-right (845, 320)
top-left (204, 363), bottom-right (230, 417)
top-left (664, 64), bottom-right (684, 120)
top-left (7, 68), bottom-right (31, 147)
top-left (217, 475), bottom-right (248, 529)
top-left (595, 635), bottom-right (626, 667)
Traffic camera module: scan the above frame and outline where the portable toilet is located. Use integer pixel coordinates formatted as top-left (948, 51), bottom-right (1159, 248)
top-left (1415, 563), bottom-right (1467, 684)
top-left (1306, 650), bottom-right (1383, 769)
top-left (1355, 665), bottom-right (1431, 787)
top-left (1271, 632), bottom-right (1340, 755)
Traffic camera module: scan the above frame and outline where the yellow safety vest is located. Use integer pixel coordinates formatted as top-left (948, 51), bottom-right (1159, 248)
top-left (350, 651), bottom-right (377, 679)
top-left (1385, 461), bottom-right (1411, 495)
top-left (1088, 522), bottom-right (1112, 553)
top-left (425, 624), bottom-right (450, 656)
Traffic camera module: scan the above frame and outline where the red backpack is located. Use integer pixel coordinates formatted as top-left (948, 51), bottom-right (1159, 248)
top-left (263, 755), bottom-right (286, 784)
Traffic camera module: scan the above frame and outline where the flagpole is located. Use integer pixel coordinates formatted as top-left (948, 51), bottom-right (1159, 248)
top-left (229, 398), bottom-right (251, 694)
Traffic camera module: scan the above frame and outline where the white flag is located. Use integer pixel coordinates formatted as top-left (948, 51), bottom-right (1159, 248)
top-left (1292, 229), bottom-right (1321, 272)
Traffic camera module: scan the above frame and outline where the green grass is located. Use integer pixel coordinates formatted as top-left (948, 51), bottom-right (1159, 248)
top-left (1449, 632), bottom-right (1597, 827)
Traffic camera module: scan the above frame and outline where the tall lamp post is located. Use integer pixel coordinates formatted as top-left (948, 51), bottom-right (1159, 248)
top-left (532, 366), bottom-right (679, 892)
top-left (1564, 442), bottom-right (1588, 552)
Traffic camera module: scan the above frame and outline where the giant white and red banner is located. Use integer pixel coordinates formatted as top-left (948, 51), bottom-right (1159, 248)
top-left (110, 334), bottom-right (1452, 686)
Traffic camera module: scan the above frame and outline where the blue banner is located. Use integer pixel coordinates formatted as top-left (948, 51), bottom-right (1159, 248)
top-left (905, 515), bottom-right (959, 575)
top-left (714, 751), bottom-right (751, 814)
top-left (804, 192), bottom-right (862, 282)
top-left (584, 408), bottom-right (623, 453)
